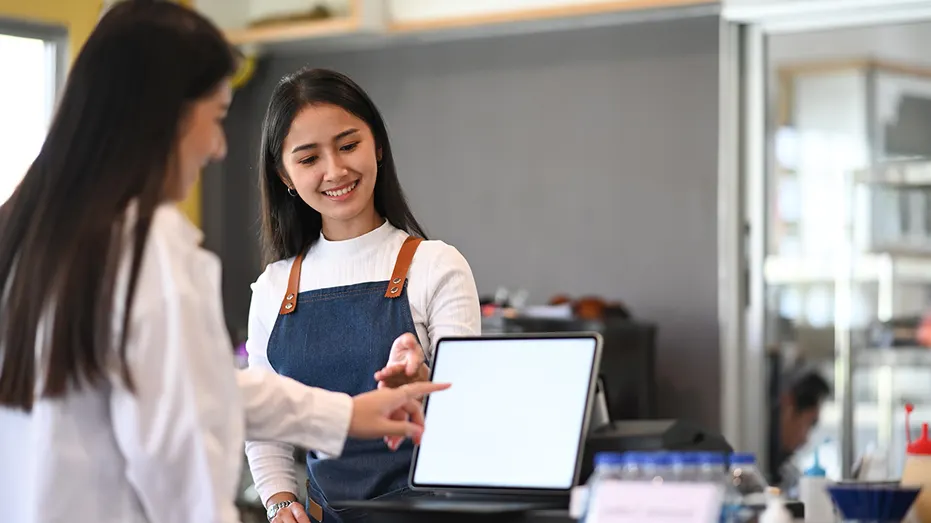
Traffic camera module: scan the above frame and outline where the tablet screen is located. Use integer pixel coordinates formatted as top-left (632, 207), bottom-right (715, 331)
top-left (411, 335), bottom-right (599, 491)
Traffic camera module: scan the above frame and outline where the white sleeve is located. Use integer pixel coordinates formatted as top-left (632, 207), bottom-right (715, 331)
top-left (424, 245), bottom-right (482, 361)
top-left (110, 290), bottom-right (241, 523)
top-left (237, 368), bottom-right (351, 454)
top-left (243, 272), bottom-right (304, 505)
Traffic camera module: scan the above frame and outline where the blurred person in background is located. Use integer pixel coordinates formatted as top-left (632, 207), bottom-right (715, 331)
top-left (245, 68), bottom-right (481, 523)
top-left (0, 3), bottom-right (447, 523)
top-left (769, 367), bottom-right (831, 489)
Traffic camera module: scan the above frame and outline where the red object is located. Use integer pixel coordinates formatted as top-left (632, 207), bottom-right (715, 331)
top-left (918, 314), bottom-right (931, 347)
top-left (906, 404), bottom-right (931, 455)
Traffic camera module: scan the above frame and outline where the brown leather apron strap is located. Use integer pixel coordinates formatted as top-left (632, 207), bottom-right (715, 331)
top-left (279, 251), bottom-right (305, 315)
top-left (385, 236), bottom-right (423, 298)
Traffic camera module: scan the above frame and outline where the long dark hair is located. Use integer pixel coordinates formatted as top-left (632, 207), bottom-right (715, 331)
top-left (259, 68), bottom-right (427, 263)
top-left (0, 1), bottom-right (236, 411)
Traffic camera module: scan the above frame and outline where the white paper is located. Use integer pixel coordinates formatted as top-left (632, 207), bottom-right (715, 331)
top-left (587, 481), bottom-right (724, 523)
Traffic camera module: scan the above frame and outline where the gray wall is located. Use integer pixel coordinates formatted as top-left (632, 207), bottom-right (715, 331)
top-left (206, 15), bottom-right (722, 428)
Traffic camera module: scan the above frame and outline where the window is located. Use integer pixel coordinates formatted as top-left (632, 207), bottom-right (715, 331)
top-left (0, 21), bottom-right (65, 204)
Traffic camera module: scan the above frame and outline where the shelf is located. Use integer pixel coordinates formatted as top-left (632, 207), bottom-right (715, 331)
top-left (216, 0), bottom-right (718, 53)
top-left (388, 0), bottom-right (715, 33)
top-left (226, 16), bottom-right (366, 46)
top-left (764, 254), bottom-right (931, 284)
top-left (854, 159), bottom-right (931, 188)
top-left (802, 347), bottom-right (931, 367)
top-left (222, 0), bottom-right (386, 48)
top-left (854, 347), bottom-right (931, 367)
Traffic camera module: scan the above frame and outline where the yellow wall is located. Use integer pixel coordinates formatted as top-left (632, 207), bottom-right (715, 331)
top-left (0, 0), bottom-right (203, 228)
top-left (0, 0), bottom-right (99, 59)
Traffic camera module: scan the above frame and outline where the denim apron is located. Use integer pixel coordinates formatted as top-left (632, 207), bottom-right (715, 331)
top-left (266, 236), bottom-right (424, 523)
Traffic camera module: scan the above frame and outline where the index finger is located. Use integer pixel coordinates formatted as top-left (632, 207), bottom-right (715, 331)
top-left (400, 381), bottom-right (451, 400)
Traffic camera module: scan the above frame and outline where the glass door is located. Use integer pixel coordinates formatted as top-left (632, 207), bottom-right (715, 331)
top-left (731, 15), bottom-right (931, 485)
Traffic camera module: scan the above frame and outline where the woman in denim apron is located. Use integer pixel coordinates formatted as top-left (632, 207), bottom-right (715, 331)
top-left (244, 69), bottom-right (481, 523)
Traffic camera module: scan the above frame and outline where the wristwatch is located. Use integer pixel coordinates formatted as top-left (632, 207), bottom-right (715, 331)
top-left (266, 500), bottom-right (294, 522)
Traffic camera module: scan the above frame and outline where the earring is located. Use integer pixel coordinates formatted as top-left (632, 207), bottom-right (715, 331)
top-left (287, 187), bottom-right (297, 197)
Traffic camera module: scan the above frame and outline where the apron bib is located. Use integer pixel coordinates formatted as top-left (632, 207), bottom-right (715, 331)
top-left (267, 237), bottom-right (424, 522)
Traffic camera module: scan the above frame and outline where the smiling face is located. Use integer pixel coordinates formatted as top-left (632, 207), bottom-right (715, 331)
top-left (280, 103), bottom-right (382, 239)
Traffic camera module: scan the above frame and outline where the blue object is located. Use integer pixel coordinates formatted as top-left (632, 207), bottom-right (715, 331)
top-left (696, 451), bottom-right (727, 466)
top-left (803, 440), bottom-right (827, 477)
top-left (594, 452), bottom-right (625, 467)
top-left (826, 482), bottom-right (921, 522)
top-left (729, 453), bottom-right (756, 466)
top-left (680, 452), bottom-right (702, 465)
top-left (653, 452), bottom-right (673, 467)
top-left (266, 238), bottom-right (425, 523)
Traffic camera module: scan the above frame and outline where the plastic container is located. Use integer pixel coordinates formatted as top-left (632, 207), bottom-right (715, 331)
top-left (590, 452), bottom-right (625, 482)
top-left (640, 452), bottom-right (661, 483)
top-left (900, 404), bottom-right (931, 523)
top-left (759, 487), bottom-right (794, 523)
top-left (670, 452), bottom-right (696, 482)
top-left (798, 442), bottom-right (834, 523)
top-left (695, 452), bottom-right (727, 483)
top-left (579, 452), bottom-right (626, 522)
top-left (653, 452), bottom-right (674, 483)
top-left (619, 452), bottom-right (642, 481)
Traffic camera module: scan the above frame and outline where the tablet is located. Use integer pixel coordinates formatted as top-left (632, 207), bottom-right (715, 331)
top-left (410, 333), bottom-right (602, 493)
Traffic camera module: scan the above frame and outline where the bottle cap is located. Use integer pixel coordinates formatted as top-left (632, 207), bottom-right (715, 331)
top-left (804, 444), bottom-right (826, 477)
top-left (730, 452), bottom-right (756, 466)
top-left (594, 452), bottom-right (625, 467)
top-left (803, 459), bottom-right (826, 477)
top-left (908, 423), bottom-right (931, 455)
top-left (626, 451), bottom-right (653, 466)
top-left (696, 452), bottom-right (725, 466)
top-left (669, 452), bottom-right (691, 465)
top-left (638, 452), bottom-right (659, 466)
top-left (681, 452), bottom-right (702, 465)
top-left (905, 404), bottom-right (931, 455)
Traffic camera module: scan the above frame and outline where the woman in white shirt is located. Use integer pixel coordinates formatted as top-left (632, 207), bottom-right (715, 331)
top-left (0, 4), bottom-right (447, 523)
top-left (245, 68), bottom-right (481, 522)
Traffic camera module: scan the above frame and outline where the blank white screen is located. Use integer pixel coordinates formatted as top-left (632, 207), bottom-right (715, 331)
top-left (412, 337), bottom-right (597, 490)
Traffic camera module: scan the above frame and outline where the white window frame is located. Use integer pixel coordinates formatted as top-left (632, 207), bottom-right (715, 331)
top-left (0, 18), bottom-right (67, 203)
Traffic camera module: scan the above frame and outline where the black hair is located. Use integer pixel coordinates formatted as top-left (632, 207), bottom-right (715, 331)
top-left (0, 0), bottom-right (237, 411)
top-left (787, 370), bottom-right (831, 412)
top-left (258, 68), bottom-right (427, 263)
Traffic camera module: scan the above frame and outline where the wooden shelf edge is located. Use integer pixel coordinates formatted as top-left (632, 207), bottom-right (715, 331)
top-left (221, 0), bottom-right (716, 49)
top-left (225, 15), bottom-right (362, 46)
top-left (778, 58), bottom-right (931, 80)
top-left (387, 0), bottom-right (716, 34)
